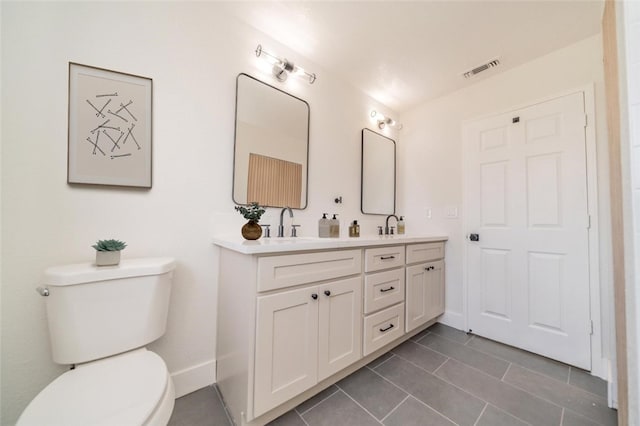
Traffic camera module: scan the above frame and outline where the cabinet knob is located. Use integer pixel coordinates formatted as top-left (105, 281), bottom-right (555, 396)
top-left (324, 290), bottom-right (331, 296)
top-left (311, 293), bottom-right (318, 300)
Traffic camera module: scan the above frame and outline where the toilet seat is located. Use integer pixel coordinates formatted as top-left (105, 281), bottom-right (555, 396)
top-left (17, 349), bottom-right (174, 426)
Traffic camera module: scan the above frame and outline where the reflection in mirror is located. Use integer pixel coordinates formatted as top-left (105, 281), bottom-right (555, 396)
top-left (361, 128), bottom-right (396, 215)
top-left (233, 74), bottom-right (309, 209)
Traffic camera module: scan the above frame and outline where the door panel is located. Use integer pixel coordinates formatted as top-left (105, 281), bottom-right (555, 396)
top-left (466, 92), bottom-right (591, 369)
top-left (254, 287), bottom-right (319, 416)
top-left (318, 277), bottom-right (362, 380)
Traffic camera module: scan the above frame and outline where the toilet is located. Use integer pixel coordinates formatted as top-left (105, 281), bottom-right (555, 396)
top-left (17, 257), bottom-right (177, 426)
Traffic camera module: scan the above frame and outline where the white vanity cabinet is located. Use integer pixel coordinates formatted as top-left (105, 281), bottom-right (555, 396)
top-left (254, 276), bottom-right (361, 417)
top-left (405, 243), bottom-right (446, 332)
top-left (214, 236), bottom-right (446, 426)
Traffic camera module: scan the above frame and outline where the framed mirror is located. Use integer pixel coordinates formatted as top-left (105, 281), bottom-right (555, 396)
top-left (232, 73), bottom-right (310, 209)
top-left (361, 128), bottom-right (396, 215)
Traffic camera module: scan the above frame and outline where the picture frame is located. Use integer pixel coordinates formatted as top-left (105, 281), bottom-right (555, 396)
top-left (68, 62), bottom-right (153, 188)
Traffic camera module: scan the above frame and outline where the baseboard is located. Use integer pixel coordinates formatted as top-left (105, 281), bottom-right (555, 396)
top-left (171, 359), bottom-right (216, 398)
top-left (438, 310), bottom-right (465, 330)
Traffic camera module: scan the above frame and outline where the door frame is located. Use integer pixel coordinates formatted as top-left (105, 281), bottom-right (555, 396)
top-left (461, 84), bottom-right (608, 380)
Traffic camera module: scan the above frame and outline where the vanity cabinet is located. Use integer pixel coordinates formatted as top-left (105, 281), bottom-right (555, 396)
top-left (214, 236), bottom-right (446, 426)
top-left (254, 276), bottom-right (361, 416)
top-left (405, 242), bottom-right (446, 332)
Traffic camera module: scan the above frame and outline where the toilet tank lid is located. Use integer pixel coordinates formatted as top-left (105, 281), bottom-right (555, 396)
top-left (44, 257), bottom-right (176, 287)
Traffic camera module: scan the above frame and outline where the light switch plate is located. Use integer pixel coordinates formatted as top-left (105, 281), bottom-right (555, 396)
top-left (445, 206), bottom-right (458, 218)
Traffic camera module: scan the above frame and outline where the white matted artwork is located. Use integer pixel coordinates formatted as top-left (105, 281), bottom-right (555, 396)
top-left (68, 62), bottom-right (152, 188)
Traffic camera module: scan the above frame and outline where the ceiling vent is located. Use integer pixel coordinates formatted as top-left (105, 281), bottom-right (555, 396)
top-left (463, 59), bottom-right (500, 79)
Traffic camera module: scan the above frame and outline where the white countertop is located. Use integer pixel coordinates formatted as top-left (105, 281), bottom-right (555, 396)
top-left (212, 234), bottom-right (448, 254)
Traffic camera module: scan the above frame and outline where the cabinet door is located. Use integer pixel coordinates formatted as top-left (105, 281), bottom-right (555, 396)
top-left (318, 277), bottom-right (362, 380)
top-left (406, 260), bottom-right (445, 332)
top-left (254, 287), bottom-right (319, 417)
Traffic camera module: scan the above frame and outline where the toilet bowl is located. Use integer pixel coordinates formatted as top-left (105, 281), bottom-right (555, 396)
top-left (17, 257), bottom-right (176, 426)
top-left (18, 349), bottom-right (175, 426)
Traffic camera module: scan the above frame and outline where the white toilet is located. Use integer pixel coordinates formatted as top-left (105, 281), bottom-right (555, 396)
top-left (18, 257), bottom-right (177, 426)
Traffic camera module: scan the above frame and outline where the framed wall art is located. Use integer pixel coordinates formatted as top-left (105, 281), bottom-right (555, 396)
top-left (68, 62), bottom-right (153, 188)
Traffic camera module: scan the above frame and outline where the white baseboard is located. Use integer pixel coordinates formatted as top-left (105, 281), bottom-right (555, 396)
top-left (171, 359), bottom-right (216, 398)
top-left (438, 310), bottom-right (465, 331)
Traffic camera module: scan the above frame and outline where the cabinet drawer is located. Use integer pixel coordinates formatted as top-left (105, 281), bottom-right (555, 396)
top-left (364, 269), bottom-right (405, 314)
top-left (363, 304), bottom-right (405, 356)
top-left (406, 242), bottom-right (444, 264)
top-left (364, 246), bottom-right (405, 273)
top-left (258, 249), bottom-right (362, 292)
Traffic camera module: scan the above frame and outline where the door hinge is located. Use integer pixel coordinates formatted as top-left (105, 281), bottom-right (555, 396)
top-left (583, 114), bottom-right (588, 128)
top-left (590, 320), bottom-right (594, 335)
top-left (587, 214), bottom-right (591, 229)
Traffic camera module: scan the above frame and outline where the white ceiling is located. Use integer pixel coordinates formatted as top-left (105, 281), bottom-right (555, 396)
top-left (222, 1), bottom-right (604, 113)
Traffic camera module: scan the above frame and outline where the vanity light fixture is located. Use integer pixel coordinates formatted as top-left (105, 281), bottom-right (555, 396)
top-left (370, 110), bottom-right (403, 130)
top-left (255, 44), bottom-right (317, 85)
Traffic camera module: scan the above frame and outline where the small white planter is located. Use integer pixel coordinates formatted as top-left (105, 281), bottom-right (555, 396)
top-left (95, 250), bottom-right (121, 266)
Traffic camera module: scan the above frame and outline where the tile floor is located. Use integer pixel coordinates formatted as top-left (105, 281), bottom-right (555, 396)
top-left (168, 323), bottom-right (616, 426)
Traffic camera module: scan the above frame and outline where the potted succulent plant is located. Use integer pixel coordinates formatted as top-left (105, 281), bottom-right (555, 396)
top-left (235, 202), bottom-right (266, 240)
top-left (92, 239), bottom-right (127, 266)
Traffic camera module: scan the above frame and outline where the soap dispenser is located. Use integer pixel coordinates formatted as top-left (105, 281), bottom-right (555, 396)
top-left (349, 220), bottom-right (360, 237)
top-left (329, 214), bottom-right (340, 238)
top-left (318, 213), bottom-right (330, 238)
top-left (398, 216), bottom-right (405, 234)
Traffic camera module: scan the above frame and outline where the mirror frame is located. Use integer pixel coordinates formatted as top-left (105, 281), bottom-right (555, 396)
top-left (232, 73), bottom-right (310, 209)
top-left (361, 128), bottom-right (396, 215)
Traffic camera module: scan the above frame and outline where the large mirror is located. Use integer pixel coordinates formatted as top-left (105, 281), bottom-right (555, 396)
top-left (361, 128), bottom-right (396, 215)
top-left (233, 73), bottom-right (309, 209)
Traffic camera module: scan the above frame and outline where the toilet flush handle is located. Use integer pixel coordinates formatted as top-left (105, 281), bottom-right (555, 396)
top-left (36, 287), bottom-right (49, 297)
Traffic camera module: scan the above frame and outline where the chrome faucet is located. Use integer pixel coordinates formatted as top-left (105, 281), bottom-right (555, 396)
top-left (278, 207), bottom-right (293, 237)
top-left (385, 214), bottom-right (399, 235)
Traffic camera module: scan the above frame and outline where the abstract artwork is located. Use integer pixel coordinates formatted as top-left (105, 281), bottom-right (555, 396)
top-left (68, 62), bottom-right (152, 188)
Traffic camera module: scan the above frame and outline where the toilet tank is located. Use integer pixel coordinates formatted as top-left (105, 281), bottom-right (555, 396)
top-left (42, 257), bottom-right (175, 365)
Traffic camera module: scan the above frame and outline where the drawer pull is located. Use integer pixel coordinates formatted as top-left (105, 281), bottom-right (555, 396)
top-left (311, 293), bottom-right (318, 300)
top-left (324, 290), bottom-right (331, 296)
top-left (380, 286), bottom-right (395, 293)
top-left (380, 255), bottom-right (396, 260)
top-left (379, 324), bottom-right (395, 332)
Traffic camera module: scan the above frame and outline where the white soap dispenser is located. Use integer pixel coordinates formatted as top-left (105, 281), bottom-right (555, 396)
top-left (318, 213), bottom-right (330, 238)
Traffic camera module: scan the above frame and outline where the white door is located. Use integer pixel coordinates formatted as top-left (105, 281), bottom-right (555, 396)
top-left (318, 277), bottom-right (362, 380)
top-left (254, 286), bottom-right (319, 416)
top-left (465, 92), bottom-right (591, 369)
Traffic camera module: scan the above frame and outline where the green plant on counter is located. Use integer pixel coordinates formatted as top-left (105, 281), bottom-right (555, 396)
top-left (235, 202), bottom-right (266, 222)
top-left (92, 239), bottom-right (127, 252)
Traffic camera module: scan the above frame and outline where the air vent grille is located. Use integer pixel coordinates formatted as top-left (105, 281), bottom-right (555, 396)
top-left (463, 59), bottom-right (500, 79)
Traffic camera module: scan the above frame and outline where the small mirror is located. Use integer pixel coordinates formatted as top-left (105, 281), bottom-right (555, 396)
top-left (361, 128), bottom-right (396, 215)
top-left (233, 74), bottom-right (309, 208)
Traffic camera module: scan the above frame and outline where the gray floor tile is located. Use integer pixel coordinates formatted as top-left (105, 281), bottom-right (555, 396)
top-left (476, 404), bottom-right (529, 426)
top-left (338, 367), bottom-right (407, 420)
top-left (562, 408), bottom-right (607, 426)
top-left (382, 396), bottom-right (455, 426)
top-left (301, 390), bottom-right (380, 426)
top-left (467, 335), bottom-right (570, 382)
top-left (417, 333), bottom-right (509, 378)
top-left (168, 386), bottom-right (231, 426)
top-left (267, 410), bottom-right (307, 426)
top-left (375, 355), bottom-right (485, 426)
top-left (427, 323), bottom-right (472, 344)
top-left (435, 359), bottom-right (562, 426)
top-left (569, 367), bottom-right (608, 398)
top-left (367, 352), bottom-right (394, 369)
top-left (295, 384), bottom-right (339, 414)
top-left (409, 329), bottom-right (431, 342)
top-left (390, 340), bottom-right (448, 372)
top-left (504, 365), bottom-right (617, 426)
